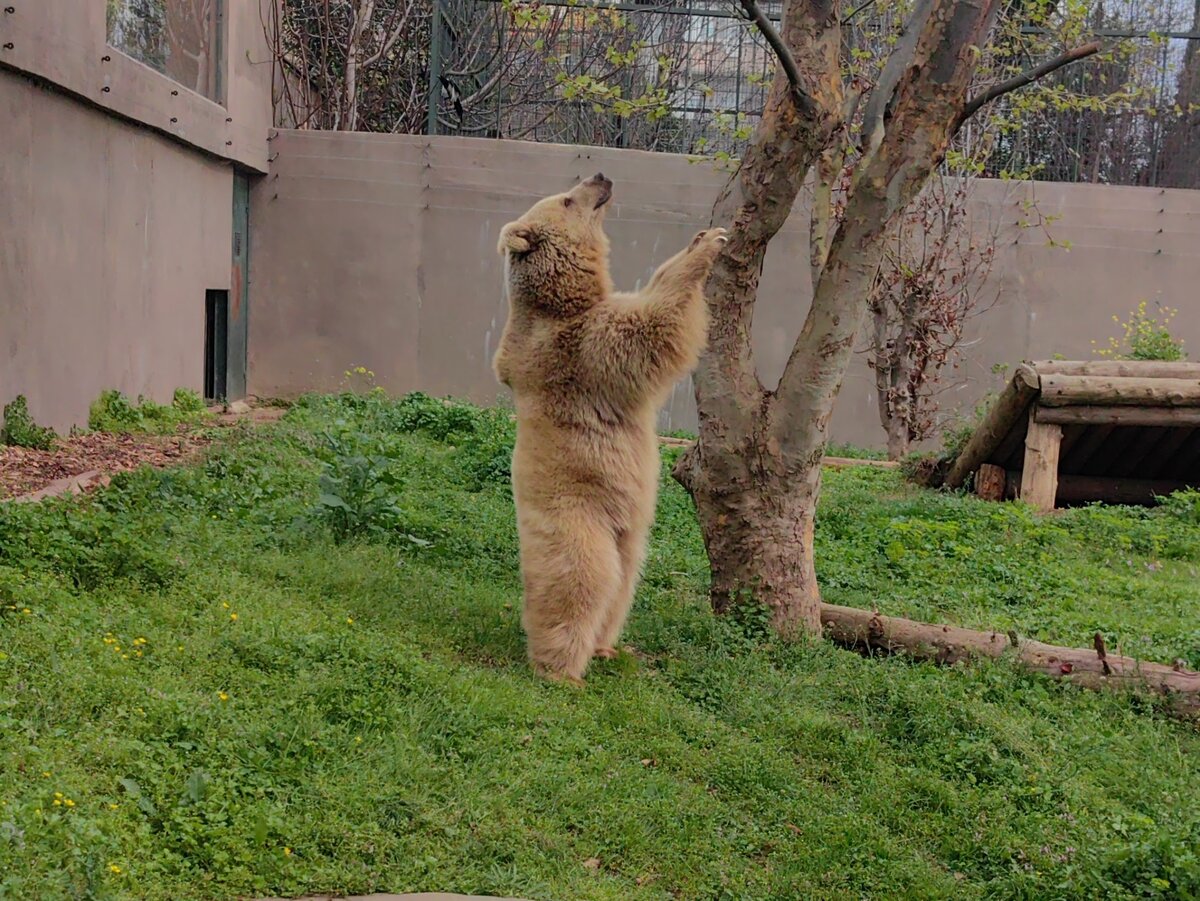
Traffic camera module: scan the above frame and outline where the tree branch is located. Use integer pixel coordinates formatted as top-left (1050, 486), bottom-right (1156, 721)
top-left (840, 0), bottom-right (880, 24)
top-left (736, 0), bottom-right (818, 117)
top-left (955, 41), bottom-right (1101, 131)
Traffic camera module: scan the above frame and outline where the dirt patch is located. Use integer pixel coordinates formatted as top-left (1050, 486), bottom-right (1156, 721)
top-left (0, 431), bottom-right (210, 501)
top-left (0, 402), bottom-right (294, 503)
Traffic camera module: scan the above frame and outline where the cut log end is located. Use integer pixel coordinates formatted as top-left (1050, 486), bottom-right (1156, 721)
top-left (975, 463), bottom-right (1006, 501)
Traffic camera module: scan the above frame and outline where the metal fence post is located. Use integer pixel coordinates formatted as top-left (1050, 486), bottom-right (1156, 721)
top-left (427, 0), bottom-right (443, 136)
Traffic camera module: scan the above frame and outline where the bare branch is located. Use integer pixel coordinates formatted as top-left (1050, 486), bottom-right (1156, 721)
top-left (840, 0), bottom-right (880, 25)
top-left (955, 41), bottom-right (1102, 131)
top-left (735, 0), bottom-right (818, 118)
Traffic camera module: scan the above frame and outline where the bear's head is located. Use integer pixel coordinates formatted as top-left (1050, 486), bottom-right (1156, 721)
top-left (498, 173), bottom-right (614, 317)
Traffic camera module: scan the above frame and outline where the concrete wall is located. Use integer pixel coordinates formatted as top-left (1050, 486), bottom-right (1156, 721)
top-left (249, 131), bottom-right (1200, 448)
top-left (0, 0), bottom-right (274, 171)
top-left (0, 1), bottom-right (274, 430)
top-left (0, 75), bottom-right (233, 431)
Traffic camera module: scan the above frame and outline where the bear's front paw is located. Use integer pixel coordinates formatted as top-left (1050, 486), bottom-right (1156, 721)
top-left (688, 227), bottom-right (729, 255)
top-left (532, 662), bottom-right (586, 687)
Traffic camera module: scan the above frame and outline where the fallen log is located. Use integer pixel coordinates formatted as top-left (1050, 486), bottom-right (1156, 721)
top-left (1033, 405), bottom-right (1200, 427)
top-left (1030, 360), bottom-right (1200, 379)
top-left (820, 603), bottom-right (1200, 718)
top-left (1039, 375), bottom-right (1200, 408)
top-left (655, 437), bottom-right (900, 469)
top-left (1004, 471), bottom-right (1195, 506)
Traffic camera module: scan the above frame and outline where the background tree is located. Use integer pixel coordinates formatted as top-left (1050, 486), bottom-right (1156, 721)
top-left (865, 175), bottom-right (999, 460)
top-left (1158, 0), bottom-right (1200, 186)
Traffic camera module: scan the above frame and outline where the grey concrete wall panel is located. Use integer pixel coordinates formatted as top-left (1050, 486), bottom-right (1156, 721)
top-left (0, 74), bottom-right (232, 431)
top-left (248, 131), bottom-right (1200, 448)
top-left (247, 132), bottom-right (424, 398)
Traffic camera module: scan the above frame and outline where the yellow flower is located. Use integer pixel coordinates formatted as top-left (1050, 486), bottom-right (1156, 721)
top-left (21, 608), bottom-right (31, 615)
top-left (284, 847), bottom-right (292, 856)
top-left (41, 772), bottom-right (50, 778)
top-left (218, 691), bottom-right (229, 702)
top-left (54, 793), bottom-right (63, 799)
top-left (230, 613), bottom-right (238, 621)
top-left (222, 602), bottom-right (230, 609)
top-left (346, 617), bottom-right (354, 625)
top-left (177, 646), bottom-right (184, 652)
top-left (354, 735), bottom-right (363, 744)
top-left (53, 799), bottom-right (62, 806)
top-left (108, 864), bottom-right (121, 874)
top-left (64, 799), bottom-right (75, 808)
top-left (108, 803), bottom-right (119, 810)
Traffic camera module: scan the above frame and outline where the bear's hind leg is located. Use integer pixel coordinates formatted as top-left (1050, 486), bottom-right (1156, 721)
top-left (520, 507), bottom-right (622, 684)
top-left (594, 515), bottom-right (653, 658)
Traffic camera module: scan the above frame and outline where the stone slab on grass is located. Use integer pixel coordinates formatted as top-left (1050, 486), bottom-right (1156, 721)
top-left (259, 894), bottom-right (532, 901)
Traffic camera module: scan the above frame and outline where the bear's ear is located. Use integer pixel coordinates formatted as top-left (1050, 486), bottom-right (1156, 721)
top-left (498, 222), bottom-right (538, 256)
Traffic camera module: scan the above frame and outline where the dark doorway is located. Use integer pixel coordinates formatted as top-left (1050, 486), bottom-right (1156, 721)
top-left (205, 289), bottom-right (229, 402)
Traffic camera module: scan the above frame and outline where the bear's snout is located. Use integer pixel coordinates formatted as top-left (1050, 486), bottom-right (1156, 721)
top-left (583, 172), bottom-right (613, 209)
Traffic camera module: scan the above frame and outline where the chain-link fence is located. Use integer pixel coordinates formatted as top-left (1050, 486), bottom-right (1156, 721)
top-left (270, 0), bottom-right (1198, 188)
top-left (422, 0), bottom-right (1197, 187)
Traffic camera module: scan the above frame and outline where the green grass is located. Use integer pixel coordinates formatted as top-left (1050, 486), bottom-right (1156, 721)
top-left (87, 389), bottom-right (211, 435)
top-left (1, 392), bottom-right (1198, 901)
top-left (2, 395), bottom-right (57, 450)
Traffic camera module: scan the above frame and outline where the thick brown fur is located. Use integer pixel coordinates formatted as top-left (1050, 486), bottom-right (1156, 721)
top-left (493, 173), bottom-right (725, 684)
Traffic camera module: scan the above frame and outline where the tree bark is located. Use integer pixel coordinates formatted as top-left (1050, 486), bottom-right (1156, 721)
top-left (675, 455), bottom-right (822, 634)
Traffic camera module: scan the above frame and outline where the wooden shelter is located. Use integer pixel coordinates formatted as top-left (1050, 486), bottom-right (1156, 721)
top-left (943, 361), bottom-right (1200, 512)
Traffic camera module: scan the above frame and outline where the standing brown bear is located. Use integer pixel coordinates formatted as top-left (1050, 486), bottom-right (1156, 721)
top-left (493, 172), bottom-right (726, 685)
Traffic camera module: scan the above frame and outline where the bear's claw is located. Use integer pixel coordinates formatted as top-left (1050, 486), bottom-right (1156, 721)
top-left (690, 227), bottom-right (729, 251)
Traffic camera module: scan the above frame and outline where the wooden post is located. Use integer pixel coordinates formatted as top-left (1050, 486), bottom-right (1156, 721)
top-left (1020, 411), bottom-right (1062, 513)
top-left (975, 463), bottom-right (1006, 501)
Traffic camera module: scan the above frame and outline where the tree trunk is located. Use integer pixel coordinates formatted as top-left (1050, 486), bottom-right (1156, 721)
top-left (885, 414), bottom-right (911, 460)
top-left (1157, 0), bottom-right (1200, 188)
top-left (675, 0), bottom-right (842, 632)
top-left (342, 0), bottom-right (376, 132)
top-left (675, 445), bottom-right (822, 635)
top-left (679, 0), bottom-right (1085, 639)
